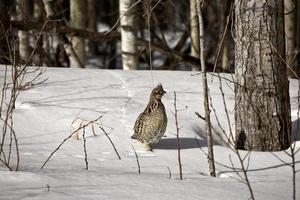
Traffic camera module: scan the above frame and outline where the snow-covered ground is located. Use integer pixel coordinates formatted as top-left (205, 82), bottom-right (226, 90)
top-left (0, 67), bottom-right (299, 200)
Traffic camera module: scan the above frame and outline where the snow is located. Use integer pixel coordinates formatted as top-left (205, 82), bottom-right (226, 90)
top-left (0, 66), bottom-right (299, 200)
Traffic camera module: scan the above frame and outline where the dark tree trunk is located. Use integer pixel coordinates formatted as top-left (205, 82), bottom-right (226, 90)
top-left (87, 0), bottom-right (98, 55)
top-left (234, 0), bottom-right (291, 151)
top-left (0, 0), bottom-right (10, 64)
top-left (17, 0), bottom-right (31, 63)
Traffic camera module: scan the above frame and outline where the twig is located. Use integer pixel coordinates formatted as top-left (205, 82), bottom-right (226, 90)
top-left (195, 112), bottom-right (205, 120)
top-left (268, 41), bottom-right (299, 79)
top-left (271, 152), bottom-right (291, 167)
top-left (212, 72), bottom-right (255, 199)
top-left (7, 127), bottom-right (13, 166)
top-left (216, 73), bottom-right (234, 144)
top-left (213, 2), bottom-right (233, 72)
top-left (0, 157), bottom-right (13, 171)
top-left (0, 66), bottom-right (8, 118)
top-left (105, 0), bottom-right (142, 35)
top-left (131, 145), bottom-right (141, 174)
top-left (82, 127), bottom-right (88, 170)
top-left (99, 126), bottom-right (121, 160)
top-left (228, 154), bottom-right (245, 182)
top-left (174, 91), bottom-right (183, 180)
top-left (196, 108), bottom-right (228, 147)
top-left (41, 116), bottom-right (102, 169)
top-left (167, 167), bottom-right (172, 179)
top-left (11, 121), bottom-right (19, 171)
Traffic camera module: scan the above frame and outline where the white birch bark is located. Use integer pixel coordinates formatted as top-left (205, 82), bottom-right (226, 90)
top-left (120, 0), bottom-right (138, 70)
top-left (69, 0), bottom-right (87, 68)
top-left (190, 0), bottom-right (200, 71)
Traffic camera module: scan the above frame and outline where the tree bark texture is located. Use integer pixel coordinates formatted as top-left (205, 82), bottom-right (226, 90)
top-left (120, 0), bottom-right (138, 70)
top-left (296, 0), bottom-right (300, 71)
top-left (284, 0), bottom-right (296, 76)
top-left (190, 0), bottom-right (200, 71)
top-left (69, 0), bottom-right (87, 68)
top-left (234, 0), bottom-right (291, 151)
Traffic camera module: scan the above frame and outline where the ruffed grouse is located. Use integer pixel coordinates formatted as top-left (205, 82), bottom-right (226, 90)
top-left (131, 84), bottom-right (168, 150)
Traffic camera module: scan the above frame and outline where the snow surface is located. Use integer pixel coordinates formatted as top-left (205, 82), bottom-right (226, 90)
top-left (0, 66), bottom-right (299, 200)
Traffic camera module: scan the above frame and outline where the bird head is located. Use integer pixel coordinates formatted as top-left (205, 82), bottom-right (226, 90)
top-left (150, 83), bottom-right (166, 101)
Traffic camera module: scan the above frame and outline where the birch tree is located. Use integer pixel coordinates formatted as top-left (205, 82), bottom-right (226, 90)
top-left (235, 0), bottom-right (291, 151)
top-left (190, 0), bottom-right (200, 71)
top-left (120, 0), bottom-right (138, 70)
top-left (69, 0), bottom-right (87, 68)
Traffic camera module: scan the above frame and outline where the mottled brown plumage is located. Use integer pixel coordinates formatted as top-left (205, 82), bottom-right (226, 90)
top-left (132, 84), bottom-right (168, 150)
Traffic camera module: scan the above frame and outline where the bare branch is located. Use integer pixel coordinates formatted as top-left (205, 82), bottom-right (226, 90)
top-left (41, 116), bottom-right (102, 169)
top-left (167, 167), bottom-right (172, 179)
top-left (174, 91), bottom-right (183, 180)
top-left (195, 112), bottom-right (205, 120)
top-left (99, 126), bottom-right (121, 160)
top-left (131, 145), bottom-right (141, 174)
top-left (213, 2), bottom-right (233, 72)
top-left (0, 157), bottom-right (13, 171)
top-left (82, 127), bottom-right (88, 170)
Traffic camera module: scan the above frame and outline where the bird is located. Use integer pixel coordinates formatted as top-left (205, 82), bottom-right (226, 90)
top-left (131, 84), bottom-right (168, 151)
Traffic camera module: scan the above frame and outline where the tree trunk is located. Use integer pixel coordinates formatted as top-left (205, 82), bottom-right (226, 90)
top-left (69, 0), bottom-right (87, 68)
top-left (217, 0), bottom-right (229, 72)
top-left (108, 0), bottom-right (118, 69)
top-left (33, 0), bottom-right (43, 66)
top-left (43, 0), bottom-right (55, 18)
top-left (284, 0), bottom-right (296, 76)
top-left (120, 0), bottom-right (138, 70)
top-left (196, 0), bottom-right (216, 177)
top-left (87, 0), bottom-right (97, 55)
top-left (235, 0), bottom-right (291, 151)
top-left (296, 0), bottom-right (300, 73)
top-left (0, 0), bottom-right (10, 64)
top-left (190, 0), bottom-right (200, 71)
top-left (16, 0), bottom-right (30, 64)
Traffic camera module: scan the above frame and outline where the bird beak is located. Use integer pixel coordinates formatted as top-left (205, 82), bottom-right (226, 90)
top-left (162, 90), bottom-right (166, 94)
